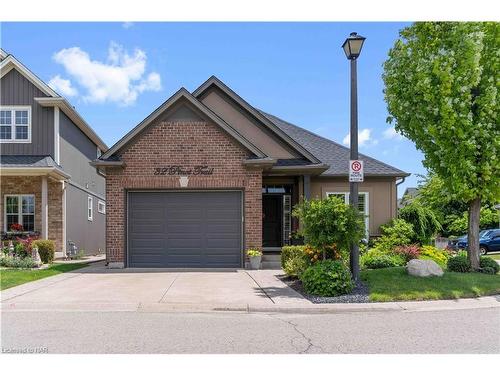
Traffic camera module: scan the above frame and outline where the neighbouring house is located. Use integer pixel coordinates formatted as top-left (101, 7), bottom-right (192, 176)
top-left (398, 187), bottom-right (419, 208)
top-left (0, 49), bottom-right (107, 256)
top-left (94, 76), bottom-right (409, 268)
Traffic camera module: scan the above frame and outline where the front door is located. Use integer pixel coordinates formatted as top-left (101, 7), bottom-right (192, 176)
top-left (262, 195), bottom-right (282, 247)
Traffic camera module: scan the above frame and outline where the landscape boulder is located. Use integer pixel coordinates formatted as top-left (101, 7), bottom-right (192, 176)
top-left (407, 259), bottom-right (444, 277)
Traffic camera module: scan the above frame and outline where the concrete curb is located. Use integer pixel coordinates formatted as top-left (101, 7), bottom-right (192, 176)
top-left (3, 295), bottom-right (499, 314)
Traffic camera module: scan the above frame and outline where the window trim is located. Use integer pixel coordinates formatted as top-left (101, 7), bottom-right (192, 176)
top-left (326, 191), bottom-right (370, 237)
top-left (87, 196), bottom-right (93, 221)
top-left (3, 194), bottom-right (35, 232)
top-left (97, 200), bottom-right (106, 214)
top-left (0, 106), bottom-right (32, 143)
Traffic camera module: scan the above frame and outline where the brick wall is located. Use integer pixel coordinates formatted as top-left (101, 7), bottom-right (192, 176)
top-left (0, 176), bottom-right (63, 251)
top-left (105, 120), bottom-right (263, 265)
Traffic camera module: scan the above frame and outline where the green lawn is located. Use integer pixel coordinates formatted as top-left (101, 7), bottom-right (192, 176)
top-left (486, 253), bottom-right (500, 260)
top-left (361, 267), bottom-right (500, 302)
top-left (0, 263), bottom-right (88, 290)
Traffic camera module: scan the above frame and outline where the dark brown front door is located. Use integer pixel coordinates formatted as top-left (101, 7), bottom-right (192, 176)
top-left (262, 195), bottom-right (282, 247)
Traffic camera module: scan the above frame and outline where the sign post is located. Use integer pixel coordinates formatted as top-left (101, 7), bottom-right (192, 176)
top-left (349, 160), bottom-right (364, 182)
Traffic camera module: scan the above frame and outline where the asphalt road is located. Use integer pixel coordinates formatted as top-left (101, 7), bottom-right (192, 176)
top-left (2, 307), bottom-right (499, 354)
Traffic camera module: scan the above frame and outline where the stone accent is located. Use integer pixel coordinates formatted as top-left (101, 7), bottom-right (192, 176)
top-left (407, 259), bottom-right (444, 277)
top-left (105, 120), bottom-right (264, 265)
top-left (0, 176), bottom-right (63, 251)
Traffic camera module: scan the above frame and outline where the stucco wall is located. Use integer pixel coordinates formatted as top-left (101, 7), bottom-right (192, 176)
top-left (311, 176), bottom-right (397, 236)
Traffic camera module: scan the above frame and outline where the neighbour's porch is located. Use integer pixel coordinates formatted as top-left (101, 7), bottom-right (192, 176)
top-left (0, 156), bottom-right (70, 253)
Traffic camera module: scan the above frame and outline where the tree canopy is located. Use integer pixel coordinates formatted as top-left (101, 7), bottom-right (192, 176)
top-left (383, 22), bottom-right (499, 204)
top-left (383, 22), bottom-right (499, 268)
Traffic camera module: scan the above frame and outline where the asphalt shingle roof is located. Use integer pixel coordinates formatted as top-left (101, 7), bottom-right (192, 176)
top-left (260, 111), bottom-right (409, 177)
top-left (0, 155), bottom-right (59, 168)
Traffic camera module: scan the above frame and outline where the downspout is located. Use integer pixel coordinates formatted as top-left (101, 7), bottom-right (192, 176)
top-left (395, 176), bottom-right (406, 214)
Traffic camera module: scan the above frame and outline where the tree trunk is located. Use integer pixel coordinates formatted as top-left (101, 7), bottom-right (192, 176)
top-left (467, 197), bottom-right (481, 270)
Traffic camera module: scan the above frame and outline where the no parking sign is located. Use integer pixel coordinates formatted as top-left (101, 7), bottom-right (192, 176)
top-left (349, 160), bottom-right (364, 182)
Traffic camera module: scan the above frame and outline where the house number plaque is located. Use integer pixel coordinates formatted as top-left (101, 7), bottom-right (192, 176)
top-left (153, 166), bottom-right (214, 176)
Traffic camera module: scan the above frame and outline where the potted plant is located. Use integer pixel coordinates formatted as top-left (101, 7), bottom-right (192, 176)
top-left (247, 248), bottom-right (263, 270)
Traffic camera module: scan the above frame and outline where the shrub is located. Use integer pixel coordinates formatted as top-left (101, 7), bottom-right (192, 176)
top-left (479, 257), bottom-right (499, 274)
top-left (284, 256), bottom-right (309, 278)
top-left (372, 219), bottom-right (415, 252)
top-left (0, 255), bottom-right (36, 268)
top-left (398, 199), bottom-right (441, 244)
top-left (247, 248), bottom-right (262, 257)
top-left (32, 240), bottom-right (55, 264)
top-left (281, 246), bottom-right (307, 269)
top-left (361, 250), bottom-right (405, 269)
top-left (419, 245), bottom-right (450, 267)
top-left (393, 244), bottom-right (421, 262)
top-left (300, 260), bottom-right (354, 297)
top-left (292, 197), bottom-right (365, 259)
top-left (447, 255), bottom-right (471, 273)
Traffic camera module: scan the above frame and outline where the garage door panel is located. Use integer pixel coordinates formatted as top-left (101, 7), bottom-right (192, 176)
top-left (128, 191), bottom-right (242, 268)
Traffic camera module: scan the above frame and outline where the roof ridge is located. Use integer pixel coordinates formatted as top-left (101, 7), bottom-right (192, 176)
top-left (259, 109), bottom-right (408, 175)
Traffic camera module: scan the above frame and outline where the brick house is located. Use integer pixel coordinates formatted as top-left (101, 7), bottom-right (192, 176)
top-left (94, 76), bottom-right (409, 268)
top-left (0, 49), bottom-right (107, 255)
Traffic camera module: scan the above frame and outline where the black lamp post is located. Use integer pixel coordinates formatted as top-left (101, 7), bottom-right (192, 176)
top-left (342, 32), bottom-right (366, 281)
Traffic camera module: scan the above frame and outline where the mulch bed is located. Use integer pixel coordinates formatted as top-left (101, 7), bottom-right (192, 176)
top-left (278, 275), bottom-right (370, 304)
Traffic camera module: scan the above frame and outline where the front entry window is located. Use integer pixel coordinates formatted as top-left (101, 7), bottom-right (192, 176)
top-left (4, 195), bottom-right (35, 232)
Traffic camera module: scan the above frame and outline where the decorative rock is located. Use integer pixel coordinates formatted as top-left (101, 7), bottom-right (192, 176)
top-left (407, 259), bottom-right (444, 277)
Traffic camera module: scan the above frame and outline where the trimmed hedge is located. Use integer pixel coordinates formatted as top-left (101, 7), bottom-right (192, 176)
top-left (281, 246), bottom-right (307, 270)
top-left (447, 255), bottom-right (471, 273)
top-left (32, 240), bottom-right (55, 264)
top-left (480, 257), bottom-right (499, 274)
top-left (300, 260), bottom-right (354, 297)
top-left (0, 255), bottom-right (36, 268)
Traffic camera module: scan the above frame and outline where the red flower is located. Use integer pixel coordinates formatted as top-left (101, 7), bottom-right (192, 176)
top-left (10, 223), bottom-right (24, 232)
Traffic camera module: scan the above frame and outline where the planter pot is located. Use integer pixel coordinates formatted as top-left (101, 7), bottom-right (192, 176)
top-left (249, 256), bottom-right (262, 270)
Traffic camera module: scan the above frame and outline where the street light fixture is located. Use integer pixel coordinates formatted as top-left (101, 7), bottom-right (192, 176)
top-left (342, 32), bottom-right (366, 60)
top-left (342, 32), bottom-right (366, 282)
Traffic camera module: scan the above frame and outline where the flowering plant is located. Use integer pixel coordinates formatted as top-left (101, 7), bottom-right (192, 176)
top-left (10, 223), bottom-right (24, 232)
top-left (247, 248), bottom-right (262, 257)
top-left (393, 244), bottom-right (421, 262)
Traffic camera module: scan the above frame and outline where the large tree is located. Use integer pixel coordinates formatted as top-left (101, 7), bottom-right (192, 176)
top-left (383, 22), bottom-right (499, 269)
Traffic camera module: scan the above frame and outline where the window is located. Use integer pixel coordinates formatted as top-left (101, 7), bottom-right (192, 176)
top-left (98, 200), bottom-right (106, 214)
top-left (326, 192), bottom-right (369, 237)
top-left (4, 195), bottom-right (35, 232)
top-left (87, 196), bottom-right (93, 221)
top-left (0, 107), bottom-right (31, 142)
top-left (97, 147), bottom-right (102, 158)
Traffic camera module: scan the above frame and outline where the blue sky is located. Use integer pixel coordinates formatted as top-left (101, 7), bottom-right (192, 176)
top-left (1, 22), bottom-right (425, 196)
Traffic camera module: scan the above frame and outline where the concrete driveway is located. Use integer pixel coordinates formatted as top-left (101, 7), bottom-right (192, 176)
top-left (1, 262), bottom-right (310, 311)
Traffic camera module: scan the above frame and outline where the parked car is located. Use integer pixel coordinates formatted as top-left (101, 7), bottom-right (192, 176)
top-left (455, 229), bottom-right (500, 254)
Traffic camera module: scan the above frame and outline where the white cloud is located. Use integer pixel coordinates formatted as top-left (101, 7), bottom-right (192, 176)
top-left (383, 126), bottom-right (404, 140)
top-left (342, 128), bottom-right (374, 147)
top-left (48, 75), bottom-right (78, 97)
top-left (122, 22), bottom-right (134, 29)
top-left (52, 42), bottom-right (161, 106)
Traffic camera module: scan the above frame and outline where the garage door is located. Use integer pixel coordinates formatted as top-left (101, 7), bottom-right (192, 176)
top-left (127, 191), bottom-right (242, 268)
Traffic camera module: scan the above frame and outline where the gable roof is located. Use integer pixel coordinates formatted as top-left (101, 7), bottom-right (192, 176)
top-left (0, 52), bottom-right (59, 97)
top-left (0, 49), bottom-right (108, 151)
top-left (101, 88), bottom-right (267, 159)
top-left (193, 76), bottom-right (322, 164)
top-left (260, 111), bottom-right (409, 177)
